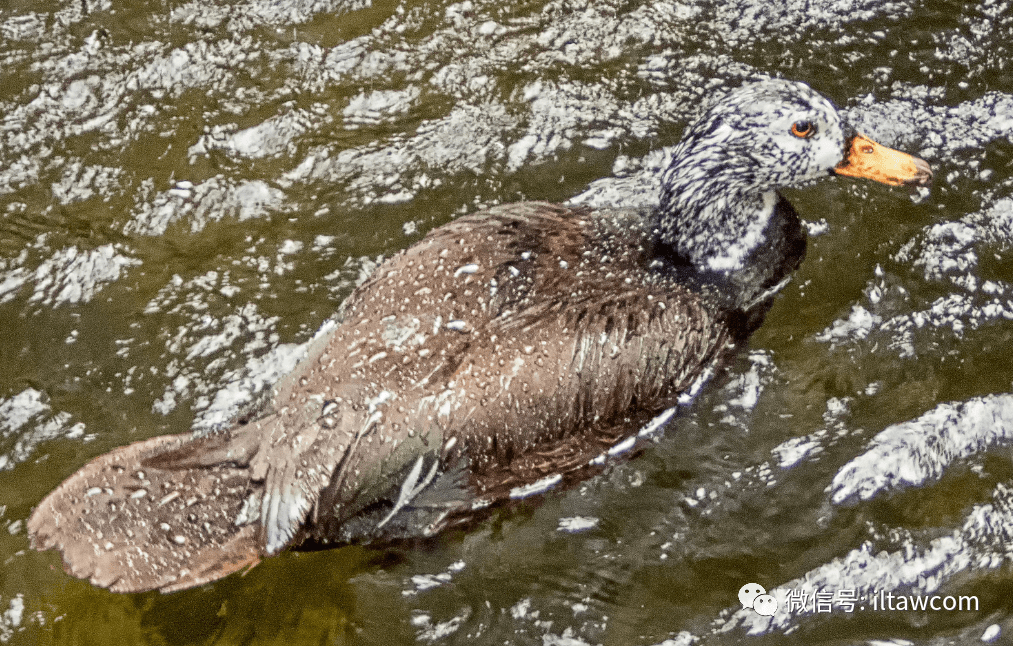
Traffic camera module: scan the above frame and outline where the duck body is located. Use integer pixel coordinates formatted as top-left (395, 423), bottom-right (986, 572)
top-left (28, 80), bottom-right (932, 593)
top-left (268, 202), bottom-right (735, 544)
top-left (29, 202), bottom-right (743, 592)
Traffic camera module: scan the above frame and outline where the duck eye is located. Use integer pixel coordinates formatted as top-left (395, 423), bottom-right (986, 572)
top-left (791, 120), bottom-right (815, 139)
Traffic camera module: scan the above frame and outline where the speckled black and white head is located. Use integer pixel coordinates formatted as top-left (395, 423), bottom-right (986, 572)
top-left (658, 79), bottom-right (847, 274)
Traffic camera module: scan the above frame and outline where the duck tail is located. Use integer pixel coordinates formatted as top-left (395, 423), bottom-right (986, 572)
top-left (28, 431), bottom-right (263, 593)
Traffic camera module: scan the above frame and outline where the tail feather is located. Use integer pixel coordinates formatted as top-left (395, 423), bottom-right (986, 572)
top-left (28, 433), bottom-right (262, 593)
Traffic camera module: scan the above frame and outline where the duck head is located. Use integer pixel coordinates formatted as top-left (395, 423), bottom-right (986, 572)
top-left (657, 79), bottom-right (932, 279)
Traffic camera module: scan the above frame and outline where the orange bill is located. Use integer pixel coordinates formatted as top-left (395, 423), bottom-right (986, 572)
top-left (834, 134), bottom-right (933, 187)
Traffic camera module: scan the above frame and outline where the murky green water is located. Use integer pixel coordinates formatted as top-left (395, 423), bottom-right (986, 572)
top-left (2, 0), bottom-right (1012, 644)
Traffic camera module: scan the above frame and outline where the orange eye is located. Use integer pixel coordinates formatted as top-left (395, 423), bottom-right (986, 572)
top-left (791, 120), bottom-right (815, 138)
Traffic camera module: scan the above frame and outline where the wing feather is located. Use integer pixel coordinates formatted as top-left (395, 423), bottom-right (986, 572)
top-left (238, 202), bottom-right (732, 547)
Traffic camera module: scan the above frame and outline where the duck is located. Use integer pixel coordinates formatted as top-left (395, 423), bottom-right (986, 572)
top-left (28, 79), bottom-right (932, 593)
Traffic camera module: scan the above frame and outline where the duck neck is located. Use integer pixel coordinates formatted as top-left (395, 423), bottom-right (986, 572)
top-left (659, 187), bottom-right (776, 273)
top-left (655, 168), bottom-right (806, 313)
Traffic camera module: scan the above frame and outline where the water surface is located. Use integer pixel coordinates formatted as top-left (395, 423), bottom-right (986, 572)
top-left (1, 0), bottom-right (1012, 644)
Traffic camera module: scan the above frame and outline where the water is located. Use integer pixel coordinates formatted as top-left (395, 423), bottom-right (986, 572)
top-left (1, 0), bottom-right (1012, 643)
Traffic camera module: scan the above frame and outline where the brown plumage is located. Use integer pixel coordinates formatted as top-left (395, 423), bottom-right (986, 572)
top-left (29, 203), bottom-right (729, 592)
top-left (28, 80), bottom-right (932, 593)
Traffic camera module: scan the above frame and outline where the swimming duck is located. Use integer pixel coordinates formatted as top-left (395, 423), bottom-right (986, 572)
top-left (28, 79), bottom-right (931, 593)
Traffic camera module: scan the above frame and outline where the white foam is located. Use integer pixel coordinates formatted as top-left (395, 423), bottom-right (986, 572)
top-left (510, 474), bottom-right (562, 499)
top-left (29, 245), bottom-right (140, 307)
top-left (557, 516), bottom-right (599, 533)
top-left (0, 389), bottom-right (87, 472)
top-left (829, 394), bottom-right (1013, 505)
